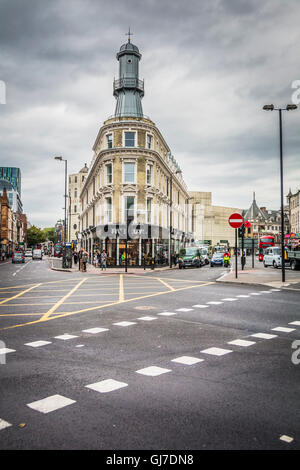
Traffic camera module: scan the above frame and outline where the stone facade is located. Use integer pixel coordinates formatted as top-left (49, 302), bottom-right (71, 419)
top-left (68, 164), bottom-right (88, 242)
top-left (287, 189), bottom-right (300, 235)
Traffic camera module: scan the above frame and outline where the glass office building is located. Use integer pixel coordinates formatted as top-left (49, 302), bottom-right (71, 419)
top-left (0, 167), bottom-right (21, 195)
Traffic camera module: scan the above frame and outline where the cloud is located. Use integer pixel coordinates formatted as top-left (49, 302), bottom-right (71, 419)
top-left (0, 0), bottom-right (299, 227)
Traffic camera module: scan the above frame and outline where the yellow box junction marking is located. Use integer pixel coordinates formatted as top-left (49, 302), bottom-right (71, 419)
top-left (40, 278), bottom-right (88, 321)
top-left (0, 284), bottom-right (42, 305)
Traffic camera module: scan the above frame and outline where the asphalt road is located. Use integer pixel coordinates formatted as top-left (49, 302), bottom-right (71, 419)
top-left (0, 258), bottom-right (300, 450)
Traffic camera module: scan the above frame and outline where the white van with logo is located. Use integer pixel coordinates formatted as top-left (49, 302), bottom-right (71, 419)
top-left (263, 247), bottom-right (281, 268)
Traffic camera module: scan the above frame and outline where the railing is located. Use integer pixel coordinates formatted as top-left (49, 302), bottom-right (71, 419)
top-left (113, 78), bottom-right (144, 94)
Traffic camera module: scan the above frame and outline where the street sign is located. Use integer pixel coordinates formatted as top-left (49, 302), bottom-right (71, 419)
top-left (228, 213), bottom-right (244, 229)
top-left (244, 220), bottom-right (251, 228)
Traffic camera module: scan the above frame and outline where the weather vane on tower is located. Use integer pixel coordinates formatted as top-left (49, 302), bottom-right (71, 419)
top-left (126, 27), bottom-right (133, 43)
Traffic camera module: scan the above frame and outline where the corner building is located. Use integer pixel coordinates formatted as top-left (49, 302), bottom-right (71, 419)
top-left (80, 38), bottom-right (191, 266)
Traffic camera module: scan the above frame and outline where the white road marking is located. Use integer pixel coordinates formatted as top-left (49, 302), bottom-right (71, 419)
top-left (250, 293), bottom-right (261, 296)
top-left (280, 435), bottom-right (294, 443)
top-left (113, 321), bottom-right (137, 327)
top-left (25, 341), bottom-right (52, 348)
top-left (271, 327), bottom-right (295, 333)
top-left (192, 305), bottom-right (209, 308)
top-left (82, 327), bottom-right (109, 334)
top-left (289, 321), bottom-right (300, 326)
top-left (137, 316), bottom-right (157, 321)
top-left (136, 366), bottom-right (171, 376)
top-left (75, 345), bottom-right (85, 348)
top-left (176, 308), bottom-right (194, 312)
top-left (85, 379), bottom-right (128, 393)
top-left (200, 347), bottom-right (232, 356)
top-left (250, 333), bottom-right (278, 339)
top-left (171, 356), bottom-right (204, 365)
top-left (206, 301), bottom-right (223, 305)
top-left (222, 298), bottom-right (237, 301)
top-left (0, 348), bottom-right (16, 354)
top-left (270, 289), bottom-right (281, 292)
top-left (236, 295), bottom-right (250, 298)
top-left (54, 334), bottom-right (79, 340)
top-left (27, 395), bottom-right (76, 413)
top-left (0, 418), bottom-right (12, 431)
top-left (228, 339), bottom-right (256, 347)
top-left (157, 312), bottom-right (177, 316)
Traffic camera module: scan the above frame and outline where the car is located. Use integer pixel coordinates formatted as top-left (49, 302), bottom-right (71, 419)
top-left (25, 250), bottom-right (32, 257)
top-left (210, 252), bottom-right (224, 267)
top-left (178, 247), bottom-right (204, 269)
top-left (200, 247), bottom-right (210, 265)
top-left (32, 249), bottom-right (43, 260)
top-left (12, 252), bottom-right (25, 264)
top-left (263, 247), bottom-right (282, 268)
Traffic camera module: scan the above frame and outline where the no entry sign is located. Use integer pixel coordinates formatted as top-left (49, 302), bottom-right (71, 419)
top-left (228, 213), bottom-right (244, 229)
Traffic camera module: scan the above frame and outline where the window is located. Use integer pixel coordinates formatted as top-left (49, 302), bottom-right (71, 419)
top-left (105, 197), bottom-right (112, 223)
top-left (146, 164), bottom-right (153, 185)
top-left (124, 131), bottom-right (135, 147)
top-left (147, 198), bottom-right (152, 223)
top-left (106, 163), bottom-right (113, 184)
top-left (82, 175), bottom-right (85, 182)
top-left (73, 224), bottom-right (77, 230)
top-left (74, 205), bottom-right (77, 213)
top-left (125, 196), bottom-right (135, 220)
top-left (74, 188), bottom-right (77, 198)
top-left (124, 162), bottom-right (135, 183)
top-left (106, 134), bottom-right (113, 149)
top-left (146, 134), bottom-right (153, 149)
top-left (75, 176), bottom-right (77, 183)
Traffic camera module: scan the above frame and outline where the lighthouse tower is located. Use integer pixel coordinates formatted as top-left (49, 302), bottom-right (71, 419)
top-left (113, 33), bottom-right (144, 118)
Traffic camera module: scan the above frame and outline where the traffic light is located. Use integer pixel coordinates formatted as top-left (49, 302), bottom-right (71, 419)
top-left (238, 225), bottom-right (245, 238)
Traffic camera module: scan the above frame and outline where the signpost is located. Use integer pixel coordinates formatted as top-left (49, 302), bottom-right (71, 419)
top-left (228, 213), bottom-right (244, 279)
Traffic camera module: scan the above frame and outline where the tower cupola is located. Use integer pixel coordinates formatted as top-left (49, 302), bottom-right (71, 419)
top-left (113, 31), bottom-right (144, 118)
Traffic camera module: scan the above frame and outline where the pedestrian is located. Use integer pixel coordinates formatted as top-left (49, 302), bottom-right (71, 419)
top-left (73, 251), bottom-right (78, 265)
top-left (78, 249), bottom-right (83, 271)
top-left (100, 250), bottom-right (107, 271)
top-left (81, 250), bottom-right (88, 272)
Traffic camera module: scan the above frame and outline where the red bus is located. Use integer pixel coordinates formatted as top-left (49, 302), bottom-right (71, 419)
top-left (258, 235), bottom-right (275, 261)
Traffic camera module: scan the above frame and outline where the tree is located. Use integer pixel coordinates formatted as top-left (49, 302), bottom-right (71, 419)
top-left (42, 227), bottom-right (57, 244)
top-left (27, 226), bottom-right (46, 247)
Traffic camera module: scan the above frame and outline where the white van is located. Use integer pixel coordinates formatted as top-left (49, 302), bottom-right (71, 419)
top-left (263, 247), bottom-right (281, 268)
top-left (32, 249), bottom-right (43, 260)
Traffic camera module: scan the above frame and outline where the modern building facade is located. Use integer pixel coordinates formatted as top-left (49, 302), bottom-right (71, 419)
top-left (189, 191), bottom-right (242, 250)
top-left (0, 167), bottom-right (23, 213)
top-left (68, 164), bottom-right (88, 243)
top-left (79, 38), bottom-right (192, 266)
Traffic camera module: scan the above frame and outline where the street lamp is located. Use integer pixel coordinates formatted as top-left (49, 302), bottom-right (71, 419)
top-left (54, 156), bottom-right (68, 267)
top-left (263, 104), bottom-right (297, 282)
top-left (169, 168), bottom-right (182, 268)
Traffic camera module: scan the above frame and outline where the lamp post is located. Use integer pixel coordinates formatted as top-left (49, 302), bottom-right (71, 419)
top-left (54, 156), bottom-right (68, 268)
top-left (263, 104), bottom-right (297, 282)
top-left (169, 169), bottom-right (182, 268)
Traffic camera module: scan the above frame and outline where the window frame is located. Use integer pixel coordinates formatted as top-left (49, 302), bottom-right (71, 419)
top-left (123, 161), bottom-right (136, 184)
top-left (105, 162), bottom-right (113, 185)
top-left (123, 130), bottom-right (136, 148)
top-left (106, 133), bottom-right (113, 149)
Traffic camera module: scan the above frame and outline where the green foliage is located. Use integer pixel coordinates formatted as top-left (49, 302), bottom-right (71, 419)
top-left (42, 227), bottom-right (57, 243)
top-left (27, 226), bottom-right (46, 247)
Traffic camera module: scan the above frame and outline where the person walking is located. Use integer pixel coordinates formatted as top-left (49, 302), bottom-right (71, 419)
top-left (100, 250), bottom-right (107, 271)
top-left (78, 249), bottom-right (82, 271)
top-left (73, 250), bottom-right (78, 265)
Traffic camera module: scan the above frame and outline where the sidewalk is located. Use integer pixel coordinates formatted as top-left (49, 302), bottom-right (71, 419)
top-left (217, 261), bottom-right (300, 289)
top-left (48, 257), bottom-right (175, 274)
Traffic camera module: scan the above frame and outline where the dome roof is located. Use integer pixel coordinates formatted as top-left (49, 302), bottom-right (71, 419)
top-left (119, 41), bottom-right (140, 53)
top-left (79, 163), bottom-right (88, 173)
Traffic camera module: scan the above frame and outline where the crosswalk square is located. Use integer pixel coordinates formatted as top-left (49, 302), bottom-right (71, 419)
top-left (82, 328), bottom-right (109, 334)
top-left (54, 334), bottom-right (78, 340)
top-left (0, 418), bottom-right (12, 431)
top-left (136, 366), bottom-right (171, 376)
top-left (171, 356), bottom-right (204, 365)
top-left (27, 395), bottom-right (76, 414)
top-left (200, 347), bottom-right (232, 356)
top-left (228, 339), bottom-right (256, 347)
top-left (85, 379), bottom-right (128, 393)
top-left (113, 321), bottom-right (136, 327)
top-left (25, 341), bottom-right (52, 348)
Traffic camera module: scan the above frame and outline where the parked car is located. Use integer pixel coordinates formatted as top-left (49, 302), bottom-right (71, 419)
top-left (210, 252), bottom-right (224, 267)
top-left (25, 250), bottom-right (32, 257)
top-left (32, 249), bottom-right (43, 260)
top-left (12, 252), bottom-right (25, 264)
top-left (178, 247), bottom-right (204, 269)
top-left (263, 247), bottom-right (282, 268)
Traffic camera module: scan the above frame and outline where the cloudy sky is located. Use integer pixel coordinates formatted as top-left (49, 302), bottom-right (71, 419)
top-left (1, 0), bottom-right (299, 228)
